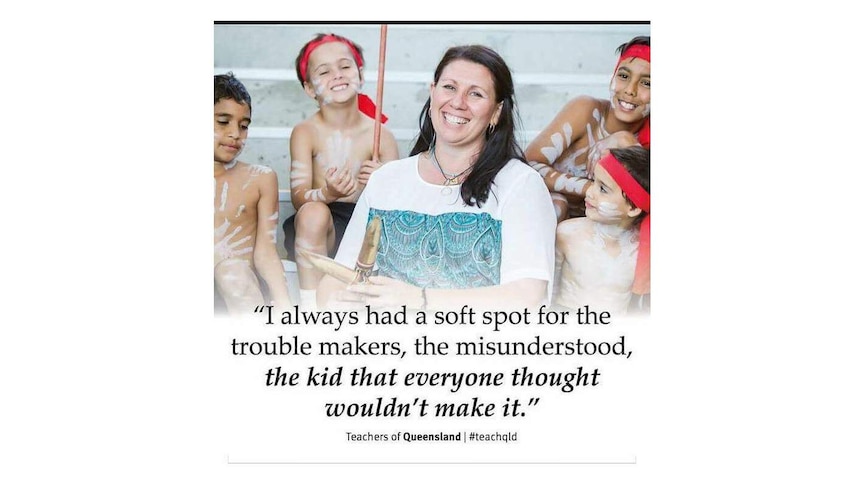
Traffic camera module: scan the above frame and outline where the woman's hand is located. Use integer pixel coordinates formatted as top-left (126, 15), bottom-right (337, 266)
top-left (344, 276), bottom-right (425, 310)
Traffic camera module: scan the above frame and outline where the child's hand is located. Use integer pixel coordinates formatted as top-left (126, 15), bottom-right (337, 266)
top-left (586, 146), bottom-right (609, 179)
top-left (586, 131), bottom-right (639, 179)
top-left (357, 158), bottom-right (383, 185)
top-left (323, 164), bottom-right (357, 199)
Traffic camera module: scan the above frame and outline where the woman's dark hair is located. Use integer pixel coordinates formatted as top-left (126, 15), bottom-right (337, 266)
top-left (616, 35), bottom-right (650, 56)
top-left (409, 45), bottom-right (525, 207)
top-left (214, 72), bottom-right (252, 115)
top-left (608, 145), bottom-right (650, 225)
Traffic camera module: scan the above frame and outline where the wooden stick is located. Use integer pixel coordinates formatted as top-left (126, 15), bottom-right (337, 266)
top-left (295, 248), bottom-right (357, 285)
top-left (371, 24), bottom-right (388, 163)
top-left (296, 217), bottom-right (382, 285)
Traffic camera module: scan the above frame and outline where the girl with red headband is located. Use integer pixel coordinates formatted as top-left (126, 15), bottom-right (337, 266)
top-left (284, 33), bottom-right (400, 310)
top-left (554, 146), bottom-right (650, 315)
top-left (525, 35), bottom-right (650, 223)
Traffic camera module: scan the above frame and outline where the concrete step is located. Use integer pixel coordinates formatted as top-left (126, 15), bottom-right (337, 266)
top-left (215, 23), bottom-right (649, 75)
top-left (229, 75), bottom-right (612, 132)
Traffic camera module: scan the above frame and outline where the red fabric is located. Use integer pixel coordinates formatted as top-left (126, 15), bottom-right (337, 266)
top-left (358, 93), bottom-right (388, 123)
top-left (598, 152), bottom-right (650, 295)
top-left (637, 118), bottom-right (650, 148)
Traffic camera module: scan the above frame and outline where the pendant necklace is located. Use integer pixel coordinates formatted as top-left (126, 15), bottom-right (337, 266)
top-left (430, 147), bottom-right (472, 195)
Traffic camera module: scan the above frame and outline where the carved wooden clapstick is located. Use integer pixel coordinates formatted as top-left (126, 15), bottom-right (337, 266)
top-left (353, 216), bottom-right (382, 283)
top-left (296, 216), bottom-right (382, 285)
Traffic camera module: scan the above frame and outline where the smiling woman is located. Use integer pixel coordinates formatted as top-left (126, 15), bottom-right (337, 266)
top-left (317, 45), bottom-right (557, 312)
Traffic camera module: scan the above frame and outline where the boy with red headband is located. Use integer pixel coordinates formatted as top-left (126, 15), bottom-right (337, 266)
top-left (525, 35), bottom-right (650, 222)
top-left (554, 146), bottom-right (650, 315)
top-left (283, 33), bottom-right (399, 309)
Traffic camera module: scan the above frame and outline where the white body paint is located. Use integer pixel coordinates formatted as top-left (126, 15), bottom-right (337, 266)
top-left (595, 201), bottom-right (623, 219)
top-left (540, 112), bottom-right (610, 177)
top-left (555, 219), bottom-right (639, 314)
top-left (214, 218), bottom-right (253, 263)
top-left (304, 188), bottom-right (324, 202)
top-left (294, 238), bottom-right (316, 269)
top-left (267, 211), bottom-right (278, 243)
top-left (218, 182), bottom-right (229, 212)
top-left (322, 131), bottom-right (354, 173)
top-left (242, 164), bottom-right (272, 190)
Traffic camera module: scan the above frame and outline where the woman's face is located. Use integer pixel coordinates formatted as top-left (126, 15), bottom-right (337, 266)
top-left (609, 57), bottom-right (651, 123)
top-left (429, 59), bottom-right (502, 150)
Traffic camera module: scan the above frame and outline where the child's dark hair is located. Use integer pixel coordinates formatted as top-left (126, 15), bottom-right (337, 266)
top-left (609, 146), bottom-right (650, 225)
top-left (295, 33), bottom-right (365, 84)
top-left (616, 35), bottom-right (650, 55)
top-left (214, 72), bottom-right (252, 114)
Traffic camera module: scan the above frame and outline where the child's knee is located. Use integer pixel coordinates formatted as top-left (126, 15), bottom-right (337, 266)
top-left (295, 202), bottom-right (333, 237)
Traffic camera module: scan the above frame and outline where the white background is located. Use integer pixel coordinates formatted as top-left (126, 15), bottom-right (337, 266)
top-left (2, 2), bottom-right (860, 484)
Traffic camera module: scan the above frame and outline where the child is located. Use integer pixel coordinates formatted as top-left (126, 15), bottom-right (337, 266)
top-left (554, 146), bottom-right (649, 315)
top-left (283, 33), bottom-right (399, 309)
top-left (214, 72), bottom-right (293, 315)
top-left (525, 35), bottom-right (650, 222)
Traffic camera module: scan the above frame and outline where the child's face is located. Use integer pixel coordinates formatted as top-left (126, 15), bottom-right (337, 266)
top-left (585, 164), bottom-right (641, 225)
top-left (214, 98), bottom-right (250, 164)
top-left (609, 58), bottom-right (650, 122)
top-left (304, 42), bottom-right (362, 105)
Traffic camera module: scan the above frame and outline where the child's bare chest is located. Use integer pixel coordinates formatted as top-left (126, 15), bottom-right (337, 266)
top-left (313, 129), bottom-right (373, 171)
top-left (214, 172), bottom-right (260, 224)
top-left (570, 236), bottom-right (637, 290)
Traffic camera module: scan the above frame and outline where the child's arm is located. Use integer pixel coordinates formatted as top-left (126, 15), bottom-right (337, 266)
top-left (253, 170), bottom-right (293, 308)
top-left (357, 127), bottom-right (400, 185)
top-left (289, 123), bottom-right (356, 209)
top-left (585, 130), bottom-right (640, 179)
top-left (525, 96), bottom-right (598, 198)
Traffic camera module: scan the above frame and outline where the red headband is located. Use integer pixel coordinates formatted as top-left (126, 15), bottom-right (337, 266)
top-left (298, 34), bottom-right (386, 123)
top-left (615, 44), bottom-right (650, 71)
top-left (598, 152), bottom-right (650, 295)
top-left (299, 35), bottom-right (364, 82)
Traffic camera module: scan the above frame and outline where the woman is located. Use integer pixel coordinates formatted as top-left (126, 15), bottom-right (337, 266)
top-left (317, 45), bottom-right (556, 311)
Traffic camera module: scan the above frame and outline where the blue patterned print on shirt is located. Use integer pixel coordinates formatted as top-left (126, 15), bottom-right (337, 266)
top-left (368, 208), bottom-right (502, 289)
